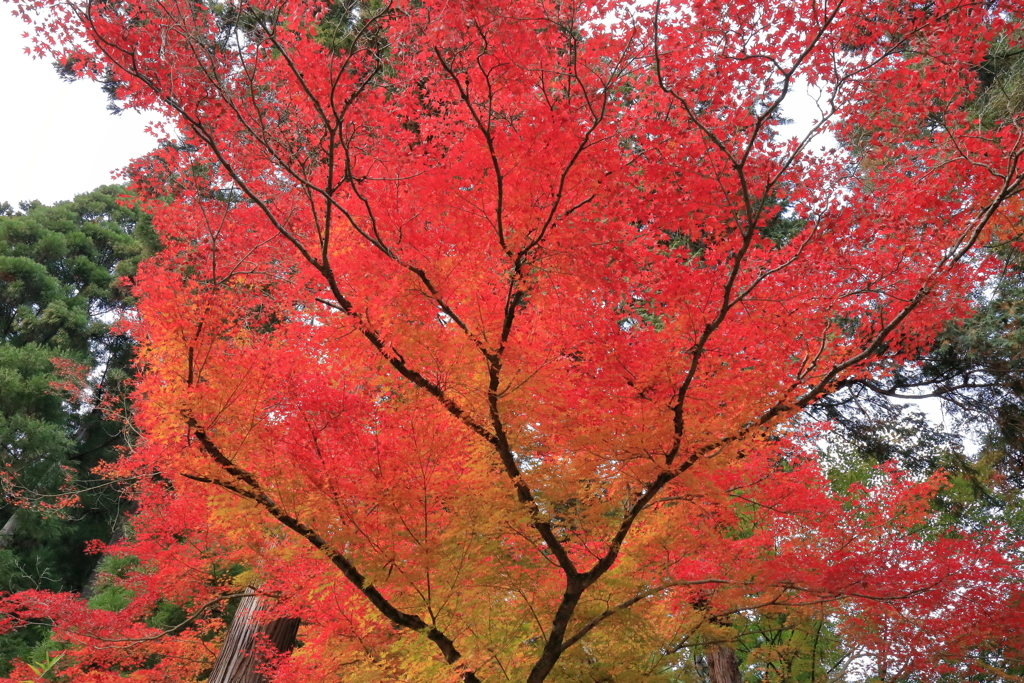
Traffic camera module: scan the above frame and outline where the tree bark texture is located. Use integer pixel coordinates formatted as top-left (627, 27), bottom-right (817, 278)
top-left (707, 645), bottom-right (743, 683)
top-left (208, 587), bottom-right (300, 683)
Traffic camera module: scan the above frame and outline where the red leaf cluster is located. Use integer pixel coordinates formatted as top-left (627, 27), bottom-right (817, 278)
top-left (4, 0), bottom-right (1024, 679)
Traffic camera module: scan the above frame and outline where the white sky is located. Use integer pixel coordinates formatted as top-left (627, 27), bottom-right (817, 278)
top-left (0, 7), bottom-right (157, 208)
top-left (0, 3), bottom-right (837, 211)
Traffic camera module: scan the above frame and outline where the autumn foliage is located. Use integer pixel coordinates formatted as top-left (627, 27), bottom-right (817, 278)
top-left (4, 0), bottom-right (1024, 679)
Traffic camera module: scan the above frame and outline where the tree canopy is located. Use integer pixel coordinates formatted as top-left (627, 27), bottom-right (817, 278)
top-left (3, 0), bottom-right (1024, 681)
top-left (0, 186), bottom-right (154, 670)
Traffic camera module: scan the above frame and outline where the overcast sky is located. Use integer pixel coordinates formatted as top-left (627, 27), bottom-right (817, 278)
top-left (0, 6), bottom-right (832, 208)
top-left (0, 8), bottom-right (157, 208)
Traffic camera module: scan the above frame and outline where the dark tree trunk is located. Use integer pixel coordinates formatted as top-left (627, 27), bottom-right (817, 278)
top-left (208, 587), bottom-right (301, 683)
top-left (707, 645), bottom-right (742, 683)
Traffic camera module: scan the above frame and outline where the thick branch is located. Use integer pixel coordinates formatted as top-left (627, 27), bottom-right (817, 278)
top-left (182, 420), bottom-right (480, 682)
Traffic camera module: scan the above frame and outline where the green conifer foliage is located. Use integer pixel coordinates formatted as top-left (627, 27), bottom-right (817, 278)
top-left (0, 186), bottom-right (154, 671)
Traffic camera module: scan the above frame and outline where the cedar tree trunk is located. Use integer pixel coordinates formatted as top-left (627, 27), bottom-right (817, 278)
top-left (208, 587), bottom-right (300, 683)
top-left (707, 645), bottom-right (743, 683)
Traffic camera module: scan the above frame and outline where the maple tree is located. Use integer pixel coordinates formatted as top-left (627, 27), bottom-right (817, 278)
top-left (3, 0), bottom-right (1024, 680)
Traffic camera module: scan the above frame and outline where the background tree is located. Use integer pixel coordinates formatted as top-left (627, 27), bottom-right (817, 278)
top-left (815, 32), bottom-right (1024, 507)
top-left (0, 186), bottom-right (154, 671)
top-left (4, 0), bottom-right (1024, 681)
top-left (804, 38), bottom-right (1024, 679)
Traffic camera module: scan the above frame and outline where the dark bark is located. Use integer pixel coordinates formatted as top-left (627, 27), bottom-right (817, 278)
top-left (185, 424), bottom-right (480, 682)
top-left (526, 587), bottom-right (584, 683)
